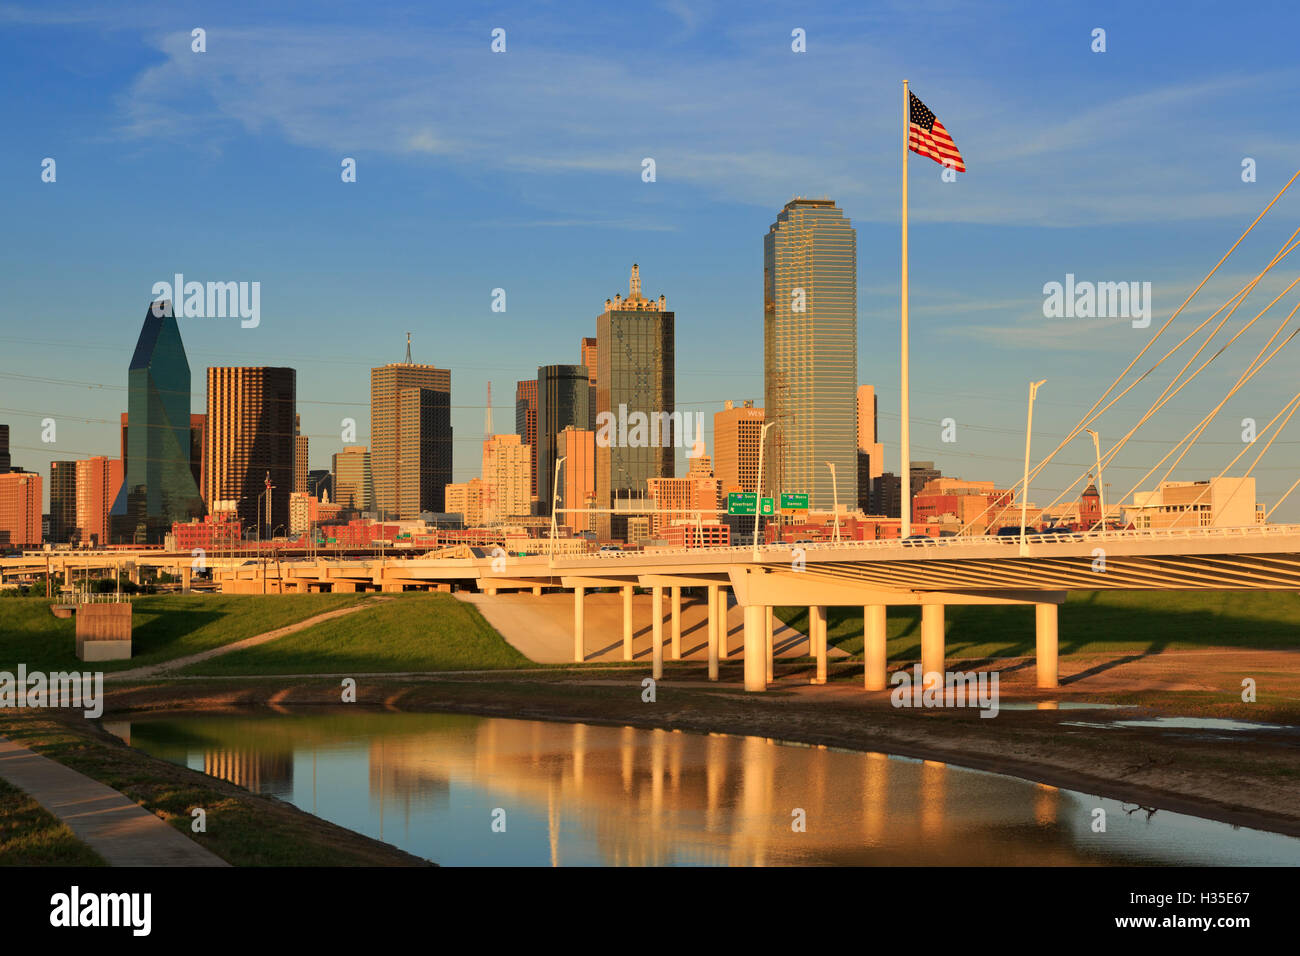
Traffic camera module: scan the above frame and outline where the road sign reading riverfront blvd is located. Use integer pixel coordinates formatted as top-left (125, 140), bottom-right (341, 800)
top-left (730, 493), bottom-right (792, 515)
top-left (727, 492), bottom-right (757, 515)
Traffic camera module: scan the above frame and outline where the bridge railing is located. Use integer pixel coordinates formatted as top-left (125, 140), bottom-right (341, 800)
top-left (564, 522), bottom-right (1300, 563)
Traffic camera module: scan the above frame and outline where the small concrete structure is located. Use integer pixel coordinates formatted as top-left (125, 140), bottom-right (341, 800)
top-left (75, 603), bottom-right (132, 661)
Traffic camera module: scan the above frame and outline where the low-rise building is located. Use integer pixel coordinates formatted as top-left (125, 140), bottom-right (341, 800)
top-left (1123, 477), bottom-right (1262, 529)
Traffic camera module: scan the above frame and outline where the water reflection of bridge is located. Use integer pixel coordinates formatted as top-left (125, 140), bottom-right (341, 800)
top-left (363, 717), bottom-right (1111, 866)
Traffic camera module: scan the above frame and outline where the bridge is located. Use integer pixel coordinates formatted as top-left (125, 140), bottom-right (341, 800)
top-left (196, 522), bottom-right (1300, 693)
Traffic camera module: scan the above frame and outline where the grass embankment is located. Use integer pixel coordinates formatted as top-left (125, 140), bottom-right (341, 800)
top-left (0, 776), bottom-right (105, 866)
top-left (776, 590), bottom-right (1300, 661)
top-left (184, 593), bottom-right (530, 675)
top-left (0, 593), bottom-right (371, 672)
top-left (0, 712), bottom-right (430, 866)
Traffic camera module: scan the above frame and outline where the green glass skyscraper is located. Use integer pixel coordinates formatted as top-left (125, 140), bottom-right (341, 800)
top-left (110, 301), bottom-right (205, 543)
top-left (763, 198), bottom-right (858, 514)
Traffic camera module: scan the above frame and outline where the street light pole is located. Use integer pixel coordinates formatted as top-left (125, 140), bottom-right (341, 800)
top-left (1084, 428), bottom-right (1105, 531)
top-left (752, 421), bottom-right (776, 560)
top-left (549, 456), bottom-right (566, 567)
top-left (1020, 379), bottom-right (1047, 550)
top-left (825, 460), bottom-right (840, 543)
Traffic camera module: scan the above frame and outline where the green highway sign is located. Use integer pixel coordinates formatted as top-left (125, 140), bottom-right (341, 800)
top-left (759, 497), bottom-right (775, 516)
top-left (780, 493), bottom-right (809, 511)
top-left (727, 492), bottom-right (757, 515)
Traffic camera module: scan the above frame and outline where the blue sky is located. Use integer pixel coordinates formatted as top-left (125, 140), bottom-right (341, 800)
top-left (4, 0), bottom-right (1300, 519)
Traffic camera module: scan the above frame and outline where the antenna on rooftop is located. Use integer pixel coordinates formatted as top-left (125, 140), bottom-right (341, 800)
top-left (485, 381), bottom-right (493, 438)
top-left (405, 332), bottom-right (412, 364)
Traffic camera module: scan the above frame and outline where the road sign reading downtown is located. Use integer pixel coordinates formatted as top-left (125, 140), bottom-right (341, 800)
top-left (780, 493), bottom-right (809, 511)
top-left (727, 492), bottom-right (757, 515)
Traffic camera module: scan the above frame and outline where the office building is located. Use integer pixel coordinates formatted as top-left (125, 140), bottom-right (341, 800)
top-left (646, 475), bottom-right (720, 536)
top-left (595, 264), bottom-right (675, 538)
top-left (48, 461), bottom-right (78, 543)
top-left (0, 471), bottom-right (42, 547)
top-left (558, 426), bottom-right (595, 533)
top-left (110, 302), bottom-right (205, 544)
top-left (1124, 477), bottom-right (1262, 529)
top-left (481, 434), bottom-right (531, 524)
top-left (536, 364), bottom-right (590, 514)
top-left (307, 469), bottom-right (333, 501)
top-left (873, 461), bottom-right (942, 517)
top-left (714, 400), bottom-right (764, 495)
top-left (204, 366), bottom-right (297, 536)
top-left (76, 456), bottom-right (123, 547)
top-left (0, 424), bottom-right (10, 473)
top-left (294, 414), bottom-right (308, 493)
top-left (332, 446), bottom-right (373, 513)
top-left (857, 385), bottom-right (884, 511)
top-left (580, 336), bottom-right (598, 429)
top-left (445, 478), bottom-right (485, 528)
top-left (763, 198), bottom-right (858, 512)
top-left (371, 350), bottom-right (452, 518)
top-left (515, 379), bottom-right (538, 500)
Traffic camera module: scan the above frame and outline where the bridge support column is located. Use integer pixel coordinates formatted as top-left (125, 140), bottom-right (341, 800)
top-left (622, 585), bottom-right (634, 662)
top-left (1035, 602), bottom-right (1058, 688)
top-left (532, 586), bottom-right (543, 596)
top-left (63, 564), bottom-right (72, 587)
top-left (651, 585), bottom-right (664, 680)
top-left (765, 606), bottom-right (774, 684)
top-left (181, 566), bottom-right (192, 595)
top-left (744, 604), bottom-right (766, 692)
top-left (716, 587), bottom-right (728, 659)
top-left (811, 606), bottom-right (828, 685)
top-left (573, 587), bottom-right (585, 663)
top-left (864, 604), bottom-right (887, 691)
top-left (707, 584), bottom-right (719, 681)
top-left (921, 604), bottom-right (945, 690)
top-left (670, 586), bottom-right (682, 660)
top-left (485, 587), bottom-right (497, 596)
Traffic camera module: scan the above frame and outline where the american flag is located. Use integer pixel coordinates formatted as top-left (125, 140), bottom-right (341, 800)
top-left (908, 91), bottom-right (965, 173)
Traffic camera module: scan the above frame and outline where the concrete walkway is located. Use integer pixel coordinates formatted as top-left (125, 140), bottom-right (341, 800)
top-left (0, 737), bottom-right (228, 866)
top-left (109, 597), bottom-right (390, 680)
top-left (460, 590), bottom-right (847, 664)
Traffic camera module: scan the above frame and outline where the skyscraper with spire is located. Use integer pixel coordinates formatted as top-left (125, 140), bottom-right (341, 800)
top-left (595, 264), bottom-right (675, 539)
top-left (110, 301), bottom-right (205, 543)
top-left (370, 337), bottom-right (452, 518)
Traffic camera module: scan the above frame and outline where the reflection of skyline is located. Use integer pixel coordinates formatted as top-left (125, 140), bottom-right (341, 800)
top-left (120, 714), bottom-right (1300, 867)
top-left (203, 748), bottom-right (294, 798)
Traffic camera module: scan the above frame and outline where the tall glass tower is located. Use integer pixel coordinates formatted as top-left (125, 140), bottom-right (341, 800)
top-left (536, 364), bottom-right (590, 515)
top-left (763, 198), bottom-right (858, 514)
top-left (109, 301), bottom-right (205, 543)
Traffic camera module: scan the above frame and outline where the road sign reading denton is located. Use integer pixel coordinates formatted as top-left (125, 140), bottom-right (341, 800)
top-left (727, 492), bottom-right (757, 515)
top-left (759, 497), bottom-right (775, 516)
top-left (780, 493), bottom-right (809, 510)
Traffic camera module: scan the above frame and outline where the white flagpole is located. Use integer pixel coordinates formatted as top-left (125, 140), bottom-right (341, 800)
top-left (900, 79), bottom-right (912, 537)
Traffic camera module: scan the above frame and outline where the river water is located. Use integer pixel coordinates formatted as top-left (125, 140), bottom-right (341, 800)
top-left (107, 711), bottom-right (1300, 866)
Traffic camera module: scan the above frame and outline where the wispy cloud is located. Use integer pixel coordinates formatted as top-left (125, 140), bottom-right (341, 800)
top-left (100, 18), bottom-right (1300, 228)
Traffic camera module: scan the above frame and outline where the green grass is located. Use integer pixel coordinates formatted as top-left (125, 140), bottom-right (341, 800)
top-left (0, 594), bottom-right (371, 672)
top-left (776, 590), bottom-right (1300, 662)
top-left (0, 776), bottom-right (106, 866)
top-left (183, 593), bottom-right (531, 675)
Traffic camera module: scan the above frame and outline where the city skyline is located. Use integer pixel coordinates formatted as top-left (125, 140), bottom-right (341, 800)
top-left (5, 2), bottom-right (1300, 524)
